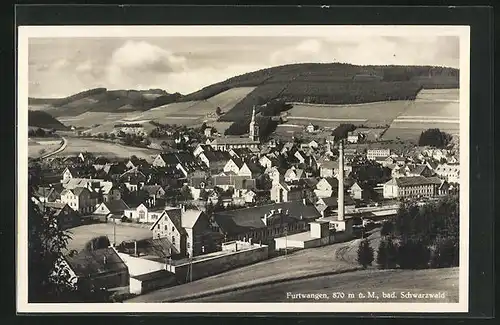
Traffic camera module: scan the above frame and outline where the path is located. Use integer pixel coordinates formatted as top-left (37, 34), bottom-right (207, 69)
top-left (40, 137), bottom-right (67, 159)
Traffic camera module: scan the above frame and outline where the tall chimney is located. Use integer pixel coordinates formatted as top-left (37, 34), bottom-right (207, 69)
top-left (337, 140), bottom-right (345, 221)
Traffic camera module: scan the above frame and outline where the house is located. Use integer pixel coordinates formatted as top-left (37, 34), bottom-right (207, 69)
top-left (347, 132), bottom-right (361, 144)
top-left (314, 177), bottom-right (339, 199)
top-left (266, 166), bottom-right (282, 185)
top-left (198, 150), bottom-right (231, 172)
top-left (223, 157), bottom-right (244, 175)
top-left (176, 161), bottom-right (207, 179)
top-left (259, 155), bottom-right (276, 169)
top-left (435, 163), bottom-right (460, 184)
top-left (244, 190), bottom-right (257, 204)
top-left (427, 176), bottom-right (450, 196)
top-left (93, 199), bottom-right (130, 222)
top-left (406, 164), bottom-right (435, 178)
top-left (193, 144), bottom-right (212, 157)
top-left (35, 186), bottom-right (60, 203)
top-left (62, 167), bottom-right (80, 182)
top-left (123, 203), bottom-right (165, 224)
top-left (300, 140), bottom-right (319, 149)
top-left (213, 200), bottom-right (322, 246)
top-left (229, 148), bottom-right (255, 160)
top-left (305, 123), bottom-right (319, 133)
top-left (270, 181), bottom-right (304, 203)
top-left (40, 202), bottom-right (80, 230)
top-left (60, 187), bottom-right (94, 214)
top-left (150, 207), bottom-right (216, 257)
top-left (367, 148), bottom-right (391, 161)
top-left (315, 196), bottom-right (356, 217)
top-left (125, 157), bottom-right (149, 170)
top-left (383, 176), bottom-right (437, 199)
top-left (101, 185), bottom-right (122, 203)
top-left (284, 168), bottom-right (305, 183)
top-left (152, 152), bottom-right (196, 168)
top-left (120, 168), bottom-right (147, 192)
top-left (349, 182), bottom-right (369, 200)
top-left (63, 247), bottom-right (129, 295)
top-left (204, 127), bottom-right (213, 137)
top-left (142, 185), bottom-right (166, 204)
top-left (319, 160), bottom-right (352, 179)
top-left (238, 161), bottom-right (262, 178)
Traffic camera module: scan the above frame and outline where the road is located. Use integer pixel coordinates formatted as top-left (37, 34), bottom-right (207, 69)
top-left (40, 137), bottom-right (67, 159)
top-left (186, 267), bottom-right (459, 303)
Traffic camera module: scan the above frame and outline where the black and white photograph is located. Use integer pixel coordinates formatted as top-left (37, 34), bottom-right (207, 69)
top-left (17, 25), bottom-right (470, 313)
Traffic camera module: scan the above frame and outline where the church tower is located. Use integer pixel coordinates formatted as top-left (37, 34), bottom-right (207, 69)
top-left (249, 105), bottom-right (259, 142)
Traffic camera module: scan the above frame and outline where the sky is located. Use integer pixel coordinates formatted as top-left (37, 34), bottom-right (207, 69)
top-left (28, 36), bottom-right (460, 98)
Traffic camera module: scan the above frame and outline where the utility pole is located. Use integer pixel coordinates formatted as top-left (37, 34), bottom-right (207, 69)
top-left (113, 218), bottom-right (116, 246)
top-left (284, 225), bottom-right (288, 257)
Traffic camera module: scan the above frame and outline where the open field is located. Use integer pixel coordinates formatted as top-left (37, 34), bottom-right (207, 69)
top-left (28, 138), bottom-right (63, 158)
top-left (285, 100), bottom-right (413, 127)
top-left (66, 223), bottom-right (152, 252)
top-left (127, 87), bottom-right (255, 121)
top-left (58, 111), bottom-right (142, 128)
top-left (53, 137), bottom-right (160, 160)
top-left (383, 89), bottom-right (459, 141)
top-left (189, 267), bottom-right (459, 303)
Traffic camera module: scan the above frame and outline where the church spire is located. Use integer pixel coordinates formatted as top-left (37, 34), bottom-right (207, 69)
top-left (249, 105), bottom-right (259, 142)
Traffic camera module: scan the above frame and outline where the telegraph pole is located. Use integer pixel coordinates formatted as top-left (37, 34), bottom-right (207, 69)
top-left (113, 218), bottom-right (116, 246)
top-left (284, 225), bottom-right (288, 257)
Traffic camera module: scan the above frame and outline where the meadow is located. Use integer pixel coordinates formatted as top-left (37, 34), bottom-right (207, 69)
top-left (285, 100), bottom-right (413, 127)
top-left (383, 89), bottom-right (460, 141)
top-left (28, 138), bottom-right (63, 158)
top-left (66, 223), bottom-right (152, 252)
top-left (53, 138), bottom-right (160, 160)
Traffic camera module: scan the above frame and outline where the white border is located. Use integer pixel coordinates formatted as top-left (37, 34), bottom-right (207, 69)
top-left (17, 25), bottom-right (470, 314)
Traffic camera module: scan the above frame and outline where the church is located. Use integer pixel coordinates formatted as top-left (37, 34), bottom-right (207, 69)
top-left (209, 106), bottom-right (261, 152)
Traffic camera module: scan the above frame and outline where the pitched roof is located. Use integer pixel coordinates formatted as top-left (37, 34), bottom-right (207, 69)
top-left (214, 201), bottom-right (321, 235)
top-left (320, 160), bottom-right (339, 170)
top-left (181, 210), bottom-right (203, 229)
top-left (158, 152), bottom-right (196, 166)
top-left (202, 150), bottom-right (231, 162)
top-left (102, 199), bottom-right (130, 213)
top-left (142, 185), bottom-right (164, 196)
top-left (321, 177), bottom-right (339, 188)
top-left (36, 186), bottom-right (57, 198)
top-left (65, 247), bottom-right (128, 280)
top-left (427, 176), bottom-right (444, 185)
top-left (391, 176), bottom-right (436, 187)
top-left (71, 187), bottom-right (89, 196)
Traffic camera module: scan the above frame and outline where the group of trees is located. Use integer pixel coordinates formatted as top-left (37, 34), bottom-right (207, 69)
top-left (418, 128), bottom-right (453, 148)
top-left (377, 194), bottom-right (459, 269)
top-left (357, 194), bottom-right (459, 270)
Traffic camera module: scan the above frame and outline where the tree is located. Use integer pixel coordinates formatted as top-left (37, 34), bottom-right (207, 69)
top-left (216, 107), bottom-right (222, 116)
top-left (418, 128), bottom-right (453, 148)
top-left (397, 240), bottom-right (431, 269)
top-left (357, 239), bottom-right (374, 269)
top-left (430, 236), bottom-right (459, 268)
top-left (376, 237), bottom-right (398, 269)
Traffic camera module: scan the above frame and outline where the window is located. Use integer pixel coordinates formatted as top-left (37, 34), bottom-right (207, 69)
top-left (172, 227), bottom-right (175, 232)
top-left (187, 242), bottom-right (190, 249)
top-left (172, 236), bottom-right (175, 244)
top-left (164, 225), bottom-right (168, 230)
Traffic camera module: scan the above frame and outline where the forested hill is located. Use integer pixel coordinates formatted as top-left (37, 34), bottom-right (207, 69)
top-left (28, 111), bottom-right (68, 130)
top-left (28, 88), bottom-right (183, 117)
top-left (179, 63), bottom-right (459, 122)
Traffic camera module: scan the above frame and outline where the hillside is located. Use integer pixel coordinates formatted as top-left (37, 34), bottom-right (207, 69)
top-left (28, 88), bottom-right (183, 117)
top-left (28, 110), bottom-right (68, 130)
top-left (179, 63), bottom-right (459, 122)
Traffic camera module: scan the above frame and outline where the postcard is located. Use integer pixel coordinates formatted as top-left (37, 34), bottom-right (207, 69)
top-left (17, 25), bottom-right (470, 313)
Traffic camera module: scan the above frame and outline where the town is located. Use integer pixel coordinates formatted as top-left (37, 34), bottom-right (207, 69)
top-left (28, 106), bottom-right (460, 302)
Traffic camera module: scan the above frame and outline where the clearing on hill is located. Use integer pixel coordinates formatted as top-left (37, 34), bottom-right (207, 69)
top-left (384, 89), bottom-right (459, 141)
